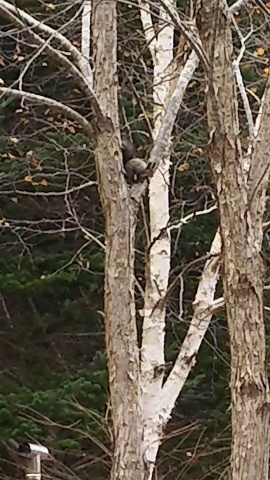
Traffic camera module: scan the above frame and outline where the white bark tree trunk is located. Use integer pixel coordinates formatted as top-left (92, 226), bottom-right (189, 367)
top-left (140, 2), bottom-right (173, 473)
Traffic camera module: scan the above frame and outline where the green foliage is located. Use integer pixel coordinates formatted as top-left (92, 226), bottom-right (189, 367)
top-left (0, 361), bottom-right (108, 447)
top-left (0, 251), bottom-right (104, 295)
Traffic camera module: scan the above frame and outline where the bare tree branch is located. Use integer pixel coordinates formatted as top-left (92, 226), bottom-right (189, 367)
top-left (168, 205), bottom-right (217, 232)
top-left (157, 0), bottom-right (209, 70)
top-left (131, 50), bottom-right (199, 201)
top-left (0, 180), bottom-right (96, 197)
top-left (0, 87), bottom-right (93, 136)
top-left (0, 0), bottom-right (93, 90)
top-left (160, 230), bottom-right (222, 415)
top-left (0, 3), bottom-right (105, 121)
top-left (229, 0), bottom-right (249, 12)
top-left (232, 19), bottom-right (254, 140)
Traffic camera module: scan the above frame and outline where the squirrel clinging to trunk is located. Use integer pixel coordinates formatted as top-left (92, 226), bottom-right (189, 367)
top-left (121, 137), bottom-right (153, 183)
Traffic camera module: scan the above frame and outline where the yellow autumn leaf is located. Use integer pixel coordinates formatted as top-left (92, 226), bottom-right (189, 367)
top-left (40, 179), bottom-right (48, 187)
top-left (24, 176), bottom-right (33, 183)
top-left (178, 162), bottom-right (190, 172)
top-left (262, 67), bottom-right (269, 76)
top-left (266, 2), bottom-right (270, 7)
top-left (250, 86), bottom-right (257, 93)
top-left (256, 47), bottom-right (265, 56)
top-left (193, 147), bottom-right (203, 154)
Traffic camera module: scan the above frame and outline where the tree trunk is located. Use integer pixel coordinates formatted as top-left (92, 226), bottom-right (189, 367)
top-left (91, 1), bottom-right (146, 478)
top-left (197, 1), bottom-right (270, 479)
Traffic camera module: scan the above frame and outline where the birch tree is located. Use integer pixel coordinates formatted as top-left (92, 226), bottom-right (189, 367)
top-left (0, 0), bottom-right (269, 479)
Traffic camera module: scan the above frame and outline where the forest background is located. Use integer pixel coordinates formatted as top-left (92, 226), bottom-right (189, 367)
top-left (0, 0), bottom-right (269, 479)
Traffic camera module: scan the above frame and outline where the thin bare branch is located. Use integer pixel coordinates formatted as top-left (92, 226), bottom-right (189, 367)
top-left (168, 205), bottom-right (217, 232)
top-left (232, 20), bottom-right (254, 140)
top-left (0, 87), bottom-right (93, 136)
top-left (0, 3), bottom-right (106, 121)
top-left (0, 0), bottom-right (93, 89)
top-left (229, 0), bottom-right (249, 12)
top-left (158, 0), bottom-right (209, 70)
top-left (1, 180), bottom-right (96, 197)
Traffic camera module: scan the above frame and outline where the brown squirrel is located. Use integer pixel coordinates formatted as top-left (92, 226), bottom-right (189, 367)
top-left (121, 137), bottom-right (152, 182)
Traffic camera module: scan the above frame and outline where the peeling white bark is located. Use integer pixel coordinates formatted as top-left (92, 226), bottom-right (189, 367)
top-left (161, 231), bottom-right (221, 413)
top-left (141, 0), bottom-right (174, 387)
top-left (138, 0), bottom-right (157, 64)
top-left (81, 1), bottom-right (93, 88)
top-left (140, 51), bottom-right (200, 384)
top-left (140, 3), bottom-right (174, 474)
top-left (139, 1), bottom-right (216, 474)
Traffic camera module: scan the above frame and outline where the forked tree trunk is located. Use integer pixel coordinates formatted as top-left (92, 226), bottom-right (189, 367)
top-left (197, 1), bottom-right (270, 479)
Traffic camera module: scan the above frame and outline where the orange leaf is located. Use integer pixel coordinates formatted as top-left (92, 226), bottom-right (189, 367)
top-left (40, 179), bottom-right (48, 187)
top-left (256, 47), bottom-right (265, 56)
top-left (24, 176), bottom-right (32, 183)
top-left (178, 162), bottom-right (190, 172)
